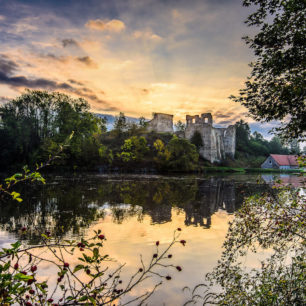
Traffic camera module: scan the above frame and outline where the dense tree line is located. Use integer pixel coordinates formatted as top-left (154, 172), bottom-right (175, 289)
top-left (233, 119), bottom-right (299, 167)
top-left (0, 91), bottom-right (199, 173)
top-left (0, 90), bottom-right (106, 171)
top-left (1, 90), bottom-right (301, 173)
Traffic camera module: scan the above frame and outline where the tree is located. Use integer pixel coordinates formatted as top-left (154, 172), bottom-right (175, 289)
top-left (230, 0), bottom-right (306, 140)
top-left (289, 139), bottom-right (301, 154)
top-left (235, 120), bottom-right (252, 153)
top-left (0, 90), bottom-right (105, 169)
top-left (269, 136), bottom-right (289, 154)
top-left (187, 184), bottom-right (305, 305)
top-left (190, 131), bottom-right (203, 150)
top-left (113, 112), bottom-right (128, 136)
top-left (174, 120), bottom-right (185, 132)
top-left (138, 116), bottom-right (148, 128)
top-left (166, 136), bottom-right (199, 171)
top-left (118, 136), bottom-right (149, 163)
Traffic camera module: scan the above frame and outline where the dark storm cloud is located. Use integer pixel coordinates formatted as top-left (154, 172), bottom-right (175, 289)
top-left (76, 56), bottom-right (98, 68)
top-left (62, 38), bottom-right (79, 48)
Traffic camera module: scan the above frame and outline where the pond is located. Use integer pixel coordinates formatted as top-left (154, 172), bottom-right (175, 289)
top-left (0, 173), bottom-right (302, 305)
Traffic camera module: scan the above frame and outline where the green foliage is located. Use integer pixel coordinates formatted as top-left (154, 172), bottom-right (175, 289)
top-left (187, 184), bottom-right (306, 305)
top-left (234, 120), bottom-right (289, 167)
top-left (0, 228), bottom-right (184, 305)
top-left (138, 116), bottom-right (148, 128)
top-left (153, 139), bottom-right (171, 170)
top-left (153, 137), bottom-right (199, 171)
top-left (165, 136), bottom-right (199, 171)
top-left (113, 112), bottom-right (128, 136)
top-left (289, 139), bottom-right (301, 154)
top-left (118, 136), bottom-right (149, 163)
top-left (230, 0), bottom-right (306, 140)
top-left (190, 131), bottom-right (203, 150)
top-left (0, 90), bottom-right (106, 170)
top-left (174, 120), bottom-right (186, 132)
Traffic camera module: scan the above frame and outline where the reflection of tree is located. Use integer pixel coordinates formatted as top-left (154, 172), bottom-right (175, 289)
top-left (0, 182), bottom-right (105, 243)
top-left (0, 176), bottom-right (270, 241)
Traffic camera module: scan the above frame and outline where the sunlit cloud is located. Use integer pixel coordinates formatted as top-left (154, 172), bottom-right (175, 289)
top-left (85, 19), bottom-right (126, 32)
top-left (0, 0), bottom-right (278, 136)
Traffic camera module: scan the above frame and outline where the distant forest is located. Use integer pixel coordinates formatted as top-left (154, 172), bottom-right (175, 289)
top-left (0, 90), bottom-right (302, 173)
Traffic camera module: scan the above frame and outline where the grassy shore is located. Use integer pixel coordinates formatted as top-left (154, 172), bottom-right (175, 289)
top-left (201, 167), bottom-right (304, 174)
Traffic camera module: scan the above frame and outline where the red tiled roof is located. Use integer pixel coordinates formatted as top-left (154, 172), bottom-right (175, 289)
top-left (270, 154), bottom-right (299, 166)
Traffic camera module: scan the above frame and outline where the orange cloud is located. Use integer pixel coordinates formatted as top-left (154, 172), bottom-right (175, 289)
top-left (85, 19), bottom-right (125, 32)
top-left (133, 31), bottom-right (162, 42)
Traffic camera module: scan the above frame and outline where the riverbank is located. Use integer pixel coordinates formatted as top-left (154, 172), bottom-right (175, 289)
top-left (201, 167), bottom-right (304, 174)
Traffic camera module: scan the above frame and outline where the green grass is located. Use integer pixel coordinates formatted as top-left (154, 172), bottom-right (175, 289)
top-left (201, 167), bottom-right (303, 174)
top-left (245, 168), bottom-right (303, 173)
top-left (202, 167), bottom-right (245, 173)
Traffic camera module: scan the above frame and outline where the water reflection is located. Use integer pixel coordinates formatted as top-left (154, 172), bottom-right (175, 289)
top-left (0, 174), bottom-right (269, 243)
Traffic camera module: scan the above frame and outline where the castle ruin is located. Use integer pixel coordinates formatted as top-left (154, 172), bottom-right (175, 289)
top-left (147, 113), bottom-right (174, 133)
top-left (147, 112), bottom-right (236, 163)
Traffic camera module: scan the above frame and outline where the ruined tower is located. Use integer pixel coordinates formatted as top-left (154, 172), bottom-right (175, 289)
top-left (146, 112), bottom-right (236, 163)
top-left (185, 113), bottom-right (235, 163)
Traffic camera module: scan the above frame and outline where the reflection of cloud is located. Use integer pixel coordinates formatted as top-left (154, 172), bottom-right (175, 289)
top-left (76, 56), bottom-right (98, 68)
top-left (85, 19), bottom-right (125, 32)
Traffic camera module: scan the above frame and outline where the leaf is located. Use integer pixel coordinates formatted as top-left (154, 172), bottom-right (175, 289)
top-left (73, 264), bottom-right (84, 273)
top-left (79, 295), bottom-right (89, 302)
top-left (14, 273), bottom-right (33, 281)
top-left (93, 248), bottom-right (99, 258)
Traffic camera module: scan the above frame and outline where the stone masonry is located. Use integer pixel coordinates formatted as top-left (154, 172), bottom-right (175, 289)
top-left (147, 112), bottom-right (236, 163)
top-left (147, 113), bottom-right (174, 133)
top-left (184, 113), bottom-right (236, 163)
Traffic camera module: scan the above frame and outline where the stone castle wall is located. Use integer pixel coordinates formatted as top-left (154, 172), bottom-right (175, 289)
top-left (147, 113), bottom-right (173, 133)
top-left (147, 112), bottom-right (236, 163)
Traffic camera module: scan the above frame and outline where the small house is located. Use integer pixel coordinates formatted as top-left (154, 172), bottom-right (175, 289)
top-left (261, 154), bottom-right (299, 170)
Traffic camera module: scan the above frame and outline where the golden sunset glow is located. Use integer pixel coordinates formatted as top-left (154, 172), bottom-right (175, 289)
top-left (0, 0), bottom-right (277, 135)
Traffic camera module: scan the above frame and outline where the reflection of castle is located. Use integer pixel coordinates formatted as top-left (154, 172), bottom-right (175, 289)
top-left (142, 178), bottom-right (238, 228)
top-left (147, 113), bottom-right (235, 163)
top-left (1, 177), bottom-right (268, 237)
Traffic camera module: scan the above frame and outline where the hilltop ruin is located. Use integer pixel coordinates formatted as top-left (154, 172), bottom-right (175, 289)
top-left (147, 112), bottom-right (236, 163)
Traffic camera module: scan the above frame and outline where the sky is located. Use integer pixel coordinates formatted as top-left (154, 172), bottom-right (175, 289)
top-left (0, 0), bottom-right (279, 138)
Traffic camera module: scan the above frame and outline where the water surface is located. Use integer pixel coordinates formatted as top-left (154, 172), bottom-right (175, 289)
top-left (0, 173), bottom-right (300, 305)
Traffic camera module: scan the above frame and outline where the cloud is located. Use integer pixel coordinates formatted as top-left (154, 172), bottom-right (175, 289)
top-left (62, 38), bottom-right (79, 48)
top-left (0, 54), bottom-right (18, 75)
top-left (0, 71), bottom-right (74, 90)
top-left (41, 53), bottom-right (68, 62)
top-left (217, 120), bottom-right (233, 125)
top-left (68, 79), bottom-right (84, 86)
top-left (133, 30), bottom-right (162, 42)
top-left (76, 56), bottom-right (98, 68)
top-left (85, 19), bottom-right (125, 32)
